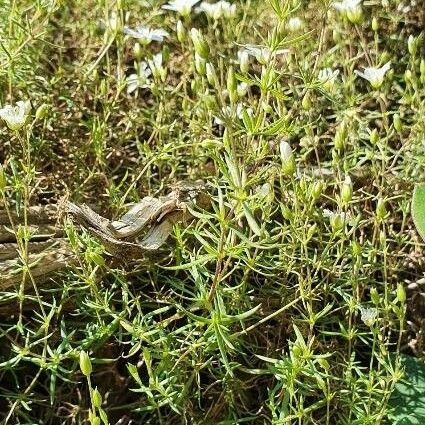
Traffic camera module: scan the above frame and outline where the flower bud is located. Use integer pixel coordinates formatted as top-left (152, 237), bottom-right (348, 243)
top-left (35, 103), bottom-right (49, 120)
top-left (408, 35), bottom-right (417, 56)
top-left (206, 63), bottom-right (217, 86)
top-left (133, 42), bottom-right (142, 60)
top-left (334, 121), bottom-right (347, 151)
top-left (312, 180), bottom-right (324, 200)
top-left (341, 175), bottom-right (353, 206)
top-left (79, 351), bottom-right (92, 377)
top-left (352, 240), bottom-right (361, 257)
top-left (176, 20), bottom-right (186, 43)
top-left (370, 287), bottom-right (380, 305)
top-left (372, 17), bottom-right (378, 32)
top-left (279, 140), bottom-right (295, 176)
top-left (92, 388), bottom-right (102, 408)
top-left (404, 69), bottom-right (413, 83)
top-left (393, 113), bottom-right (402, 132)
top-left (421, 59), bottom-right (425, 76)
top-left (396, 283), bottom-right (406, 303)
top-left (190, 28), bottom-right (209, 59)
top-left (194, 53), bottom-right (206, 75)
top-left (89, 412), bottom-right (100, 425)
top-left (376, 197), bottom-right (386, 221)
top-left (239, 50), bottom-right (249, 74)
top-left (330, 213), bottom-right (344, 233)
top-left (370, 128), bottom-right (379, 144)
top-left (301, 92), bottom-right (311, 110)
top-left (307, 223), bottom-right (317, 241)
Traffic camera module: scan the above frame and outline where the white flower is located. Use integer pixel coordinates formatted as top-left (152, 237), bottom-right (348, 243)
top-left (162, 0), bottom-right (200, 16)
top-left (333, 0), bottom-right (362, 23)
top-left (197, 1), bottom-right (236, 19)
top-left (0, 100), bottom-right (31, 131)
top-left (354, 62), bottom-right (391, 89)
top-left (244, 45), bottom-right (289, 65)
top-left (237, 50), bottom-right (249, 73)
top-left (279, 140), bottom-right (293, 162)
top-left (287, 17), bottom-right (304, 32)
top-left (213, 104), bottom-right (248, 125)
top-left (318, 68), bottom-right (340, 91)
top-left (127, 62), bottom-right (152, 94)
top-left (148, 53), bottom-right (167, 81)
top-left (124, 25), bottom-right (169, 44)
top-left (237, 82), bottom-right (249, 97)
top-left (359, 306), bottom-right (378, 327)
top-left (219, 1), bottom-right (236, 18)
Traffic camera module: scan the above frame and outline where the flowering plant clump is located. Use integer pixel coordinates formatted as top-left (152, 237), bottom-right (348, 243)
top-left (0, 0), bottom-right (421, 424)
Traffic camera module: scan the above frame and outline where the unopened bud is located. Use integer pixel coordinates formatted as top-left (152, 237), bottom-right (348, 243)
top-left (194, 53), bottom-right (206, 75)
top-left (92, 388), bottom-right (102, 408)
top-left (376, 197), bottom-right (387, 221)
top-left (79, 351), bottom-right (92, 377)
top-left (301, 92), bottom-right (311, 110)
top-left (35, 103), bottom-right (49, 120)
top-left (352, 240), bottom-right (361, 257)
top-left (312, 180), bottom-right (324, 200)
top-left (396, 283), bottom-right (406, 303)
top-left (206, 63), bottom-right (217, 86)
top-left (370, 128), bottom-right (379, 144)
top-left (341, 175), bottom-right (353, 206)
top-left (176, 20), bottom-right (186, 43)
top-left (408, 35), bottom-right (417, 56)
top-left (190, 28), bottom-right (209, 59)
top-left (331, 213), bottom-right (344, 233)
top-left (334, 121), bottom-right (347, 151)
top-left (372, 17), bottom-right (378, 32)
top-left (279, 140), bottom-right (295, 176)
top-left (404, 69), bottom-right (413, 83)
top-left (239, 51), bottom-right (249, 74)
top-left (370, 287), bottom-right (380, 305)
top-left (133, 42), bottom-right (142, 60)
top-left (393, 113), bottom-right (402, 132)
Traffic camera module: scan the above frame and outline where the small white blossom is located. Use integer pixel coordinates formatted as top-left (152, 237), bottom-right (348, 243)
top-left (333, 0), bottom-right (362, 23)
top-left (354, 62), bottom-right (391, 89)
top-left (197, 1), bottom-right (236, 19)
top-left (287, 17), bottom-right (304, 32)
top-left (213, 104), bottom-right (248, 125)
top-left (127, 62), bottom-right (152, 94)
top-left (148, 53), bottom-right (166, 81)
top-left (359, 306), bottom-right (378, 327)
top-left (318, 68), bottom-right (340, 91)
top-left (279, 140), bottom-right (293, 162)
top-left (0, 100), bottom-right (31, 131)
top-left (237, 82), bottom-right (249, 97)
top-left (237, 50), bottom-right (250, 73)
top-left (244, 45), bottom-right (289, 65)
top-left (162, 0), bottom-right (200, 16)
top-left (124, 25), bottom-right (169, 44)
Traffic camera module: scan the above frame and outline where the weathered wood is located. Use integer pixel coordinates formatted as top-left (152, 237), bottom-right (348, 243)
top-left (0, 182), bottom-right (207, 300)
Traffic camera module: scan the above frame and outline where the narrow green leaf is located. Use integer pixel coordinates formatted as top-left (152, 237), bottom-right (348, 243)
top-left (412, 184), bottom-right (425, 241)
